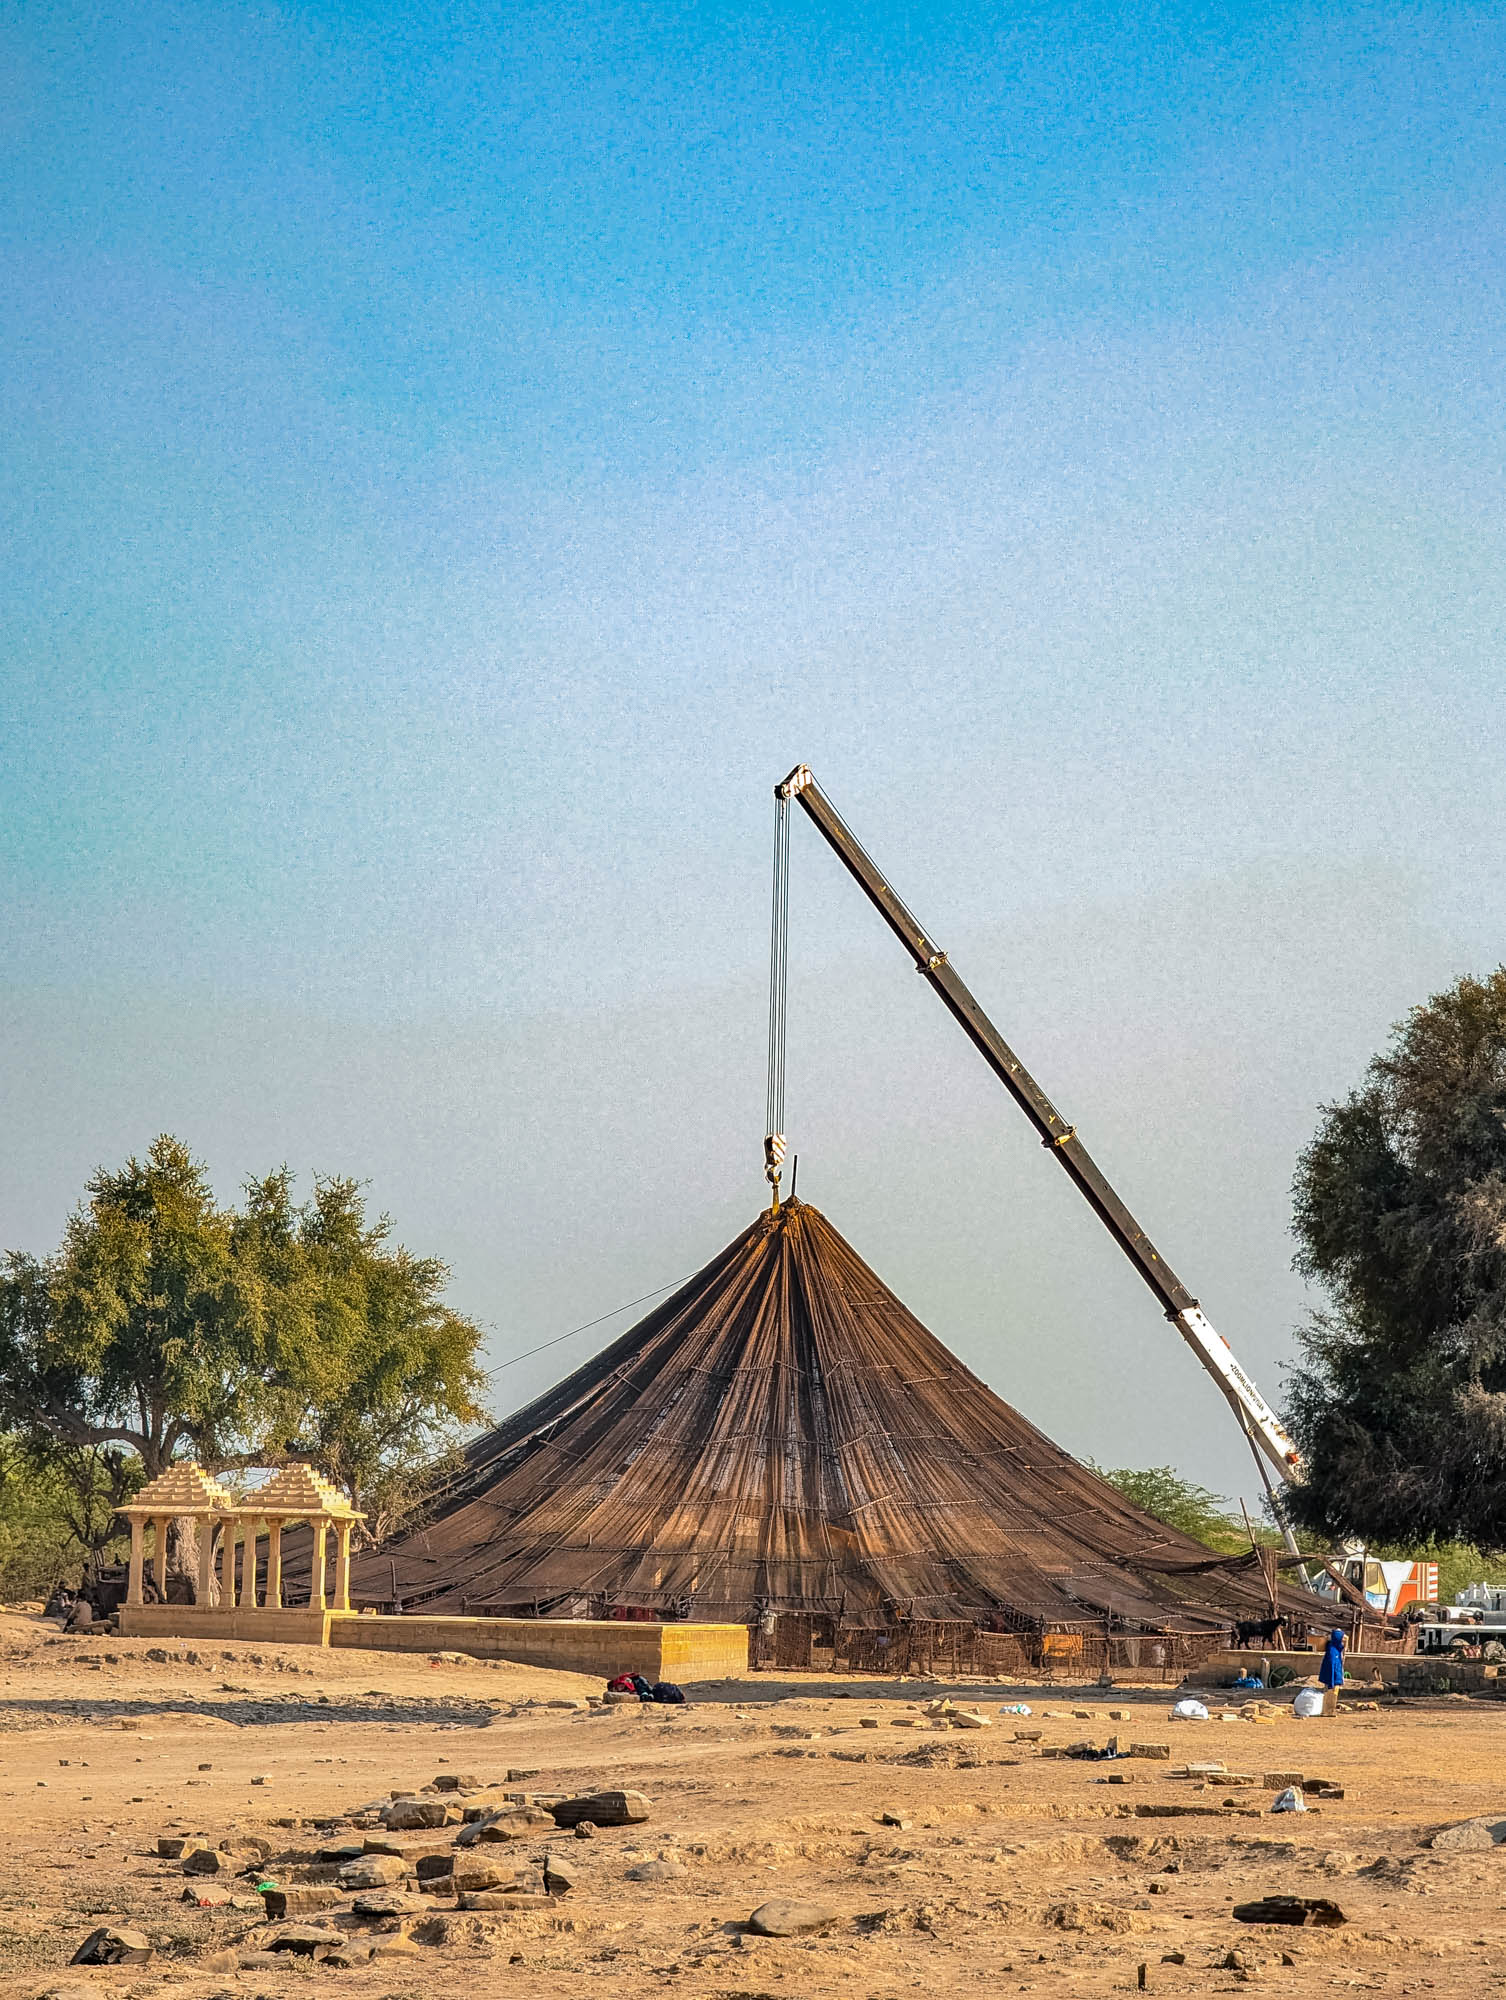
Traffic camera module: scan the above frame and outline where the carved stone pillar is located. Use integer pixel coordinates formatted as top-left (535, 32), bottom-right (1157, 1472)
top-left (198, 1514), bottom-right (216, 1606)
top-left (334, 1518), bottom-right (352, 1612)
top-left (311, 1519), bottom-right (328, 1610)
top-left (267, 1521), bottom-right (284, 1610)
top-left (220, 1515), bottom-right (238, 1609)
top-left (152, 1515), bottom-right (170, 1595)
top-left (126, 1518), bottom-right (145, 1607)
top-left (243, 1520), bottom-right (259, 1609)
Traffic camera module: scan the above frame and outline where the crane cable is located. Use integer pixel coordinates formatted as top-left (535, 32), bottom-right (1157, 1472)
top-left (482, 1271), bottom-right (698, 1380)
top-left (763, 791), bottom-right (791, 1206)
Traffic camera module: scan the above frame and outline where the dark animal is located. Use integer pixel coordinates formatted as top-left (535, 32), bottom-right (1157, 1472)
top-left (1232, 1615), bottom-right (1287, 1649)
top-left (79, 1564), bottom-right (132, 1615)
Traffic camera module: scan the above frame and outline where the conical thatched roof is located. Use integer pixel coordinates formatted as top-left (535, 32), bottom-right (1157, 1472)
top-left (353, 1200), bottom-right (1321, 1633)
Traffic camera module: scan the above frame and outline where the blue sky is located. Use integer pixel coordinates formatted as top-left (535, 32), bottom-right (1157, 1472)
top-left (4, 1), bottom-right (1505, 1500)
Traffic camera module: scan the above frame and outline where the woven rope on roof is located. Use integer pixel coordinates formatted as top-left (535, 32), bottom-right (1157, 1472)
top-left (303, 1199), bottom-right (1330, 1634)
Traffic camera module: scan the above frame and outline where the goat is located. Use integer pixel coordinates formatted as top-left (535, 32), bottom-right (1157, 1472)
top-left (1231, 1614), bottom-right (1287, 1650)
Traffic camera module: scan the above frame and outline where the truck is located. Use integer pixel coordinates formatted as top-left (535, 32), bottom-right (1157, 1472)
top-left (1414, 1581), bottom-right (1506, 1655)
top-left (1309, 1555), bottom-right (1438, 1617)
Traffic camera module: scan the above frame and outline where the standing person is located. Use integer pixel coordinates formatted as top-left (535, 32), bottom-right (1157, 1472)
top-left (1318, 1626), bottom-right (1345, 1694)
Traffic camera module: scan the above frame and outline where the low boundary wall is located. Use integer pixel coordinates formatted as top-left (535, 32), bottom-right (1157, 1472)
top-left (115, 1604), bottom-right (748, 1680)
top-left (118, 1605), bottom-right (355, 1644)
top-left (329, 1614), bottom-right (749, 1682)
top-left (1185, 1648), bottom-right (1413, 1688)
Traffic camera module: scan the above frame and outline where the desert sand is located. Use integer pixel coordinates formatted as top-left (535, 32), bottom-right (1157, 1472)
top-left (1, 1611), bottom-right (1502, 1999)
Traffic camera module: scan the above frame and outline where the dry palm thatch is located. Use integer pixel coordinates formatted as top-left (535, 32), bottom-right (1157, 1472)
top-left (349, 1200), bottom-right (1324, 1635)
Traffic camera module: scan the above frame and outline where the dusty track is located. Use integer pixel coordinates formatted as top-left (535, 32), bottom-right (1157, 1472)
top-left (1, 1613), bottom-right (1501, 1998)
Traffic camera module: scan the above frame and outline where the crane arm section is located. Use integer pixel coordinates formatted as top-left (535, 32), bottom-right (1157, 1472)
top-left (778, 762), bottom-right (1301, 1485)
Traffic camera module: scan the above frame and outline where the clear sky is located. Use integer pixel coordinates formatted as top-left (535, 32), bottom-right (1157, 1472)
top-left (4, 1), bottom-right (1505, 1506)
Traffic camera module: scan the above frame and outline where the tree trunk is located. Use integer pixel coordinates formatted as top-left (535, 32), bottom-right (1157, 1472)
top-left (166, 1517), bottom-right (201, 1603)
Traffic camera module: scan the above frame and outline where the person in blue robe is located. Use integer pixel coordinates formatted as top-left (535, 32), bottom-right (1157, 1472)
top-left (1318, 1626), bottom-right (1345, 1689)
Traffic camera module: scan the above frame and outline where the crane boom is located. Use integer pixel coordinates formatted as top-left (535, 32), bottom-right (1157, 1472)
top-left (777, 762), bottom-right (1302, 1486)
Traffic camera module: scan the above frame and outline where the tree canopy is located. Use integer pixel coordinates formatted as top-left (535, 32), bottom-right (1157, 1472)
top-left (0, 1137), bottom-right (488, 1535)
top-left (1286, 970), bottom-right (1506, 1553)
top-left (1089, 1462), bottom-right (1258, 1553)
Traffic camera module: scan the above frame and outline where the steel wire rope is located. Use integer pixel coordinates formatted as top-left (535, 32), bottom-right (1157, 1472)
top-left (764, 791), bottom-right (791, 1190)
top-left (481, 1272), bottom-right (700, 1381)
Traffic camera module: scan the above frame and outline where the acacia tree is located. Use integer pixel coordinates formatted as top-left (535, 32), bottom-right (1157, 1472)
top-left (0, 1137), bottom-right (488, 1544)
top-left (1088, 1463), bottom-right (1249, 1550)
top-left (1286, 970), bottom-right (1506, 1552)
top-left (0, 1139), bottom-right (259, 1478)
top-left (232, 1167), bottom-right (486, 1531)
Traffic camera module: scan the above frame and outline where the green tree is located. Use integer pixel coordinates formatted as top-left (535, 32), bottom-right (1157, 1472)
top-left (0, 1137), bottom-right (489, 1540)
top-left (0, 1139), bottom-right (262, 1479)
top-left (232, 1168), bottom-right (488, 1527)
top-left (0, 1436), bottom-right (140, 1600)
top-left (1089, 1462), bottom-right (1252, 1551)
top-left (1286, 970), bottom-right (1506, 1552)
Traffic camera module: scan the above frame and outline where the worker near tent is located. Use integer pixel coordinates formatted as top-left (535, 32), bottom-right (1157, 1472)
top-left (1318, 1626), bottom-right (1345, 1690)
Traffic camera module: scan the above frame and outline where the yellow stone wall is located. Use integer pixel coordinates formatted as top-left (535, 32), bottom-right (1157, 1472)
top-left (330, 1613), bottom-right (748, 1681)
top-left (117, 1605), bottom-right (348, 1644)
top-left (113, 1603), bottom-right (749, 1680)
top-left (658, 1621), bottom-right (751, 1681)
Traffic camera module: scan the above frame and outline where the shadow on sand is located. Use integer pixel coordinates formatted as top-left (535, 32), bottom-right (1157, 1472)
top-left (0, 1692), bottom-right (498, 1729)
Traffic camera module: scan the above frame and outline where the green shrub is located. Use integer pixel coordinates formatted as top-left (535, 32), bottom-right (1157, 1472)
top-left (0, 1438), bottom-right (131, 1602)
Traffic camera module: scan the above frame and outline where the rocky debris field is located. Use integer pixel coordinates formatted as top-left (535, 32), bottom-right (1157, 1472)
top-left (1, 1613), bottom-right (1503, 1998)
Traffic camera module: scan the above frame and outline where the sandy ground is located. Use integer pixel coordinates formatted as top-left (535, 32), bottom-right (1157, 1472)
top-left (1, 1612), bottom-right (1503, 2000)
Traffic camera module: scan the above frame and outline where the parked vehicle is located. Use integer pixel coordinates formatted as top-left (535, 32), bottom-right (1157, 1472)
top-left (1414, 1580), bottom-right (1506, 1655)
top-left (1310, 1555), bottom-right (1438, 1617)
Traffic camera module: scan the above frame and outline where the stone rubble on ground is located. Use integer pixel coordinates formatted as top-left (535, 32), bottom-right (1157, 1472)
top-left (69, 1927), bottom-right (152, 1967)
top-left (1430, 1814), bottom-right (1506, 1850)
top-left (1231, 1894), bottom-right (1346, 1927)
top-left (542, 1853), bottom-right (577, 1895)
top-left (337, 1853), bottom-right (409, 1888)
top-left (91, 1768), bottom-right (653, 1970)
top-left (548, 1788), bottom-right (652, 1829)
top-left (747, 1897), bottom-right (839, 1936)
top-left (180, 1843), bottom-right (233, 1873)
top-left (15, 1618), bottom-right (1486, 1992)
